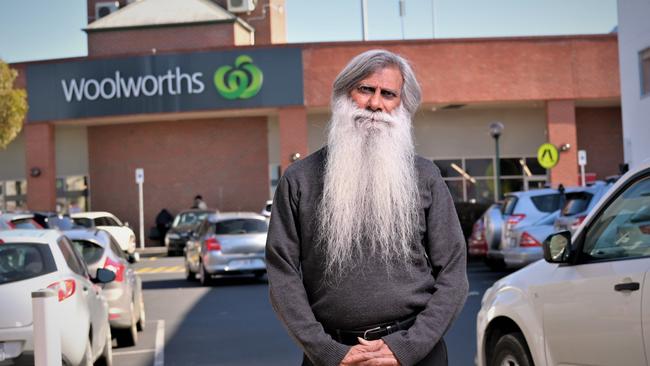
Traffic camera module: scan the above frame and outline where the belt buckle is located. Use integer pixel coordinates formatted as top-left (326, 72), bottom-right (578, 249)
top-left (362, 326), bottom-right (382, 340)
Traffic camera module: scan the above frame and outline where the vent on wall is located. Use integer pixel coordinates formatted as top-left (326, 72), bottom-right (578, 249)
top-left (95, 1), bottom-right (120, 19)
top-left (227, 0), bottom-right (258, 13)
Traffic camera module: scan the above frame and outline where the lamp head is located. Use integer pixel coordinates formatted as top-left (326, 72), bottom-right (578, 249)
top-left (488, 122), bottom-right (504, 138)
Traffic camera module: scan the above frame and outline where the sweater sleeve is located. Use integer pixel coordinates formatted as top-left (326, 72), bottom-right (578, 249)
top-left (382, 166), bottom-right (469, 366)
top-left (265, 173), bottom-right (351, 366)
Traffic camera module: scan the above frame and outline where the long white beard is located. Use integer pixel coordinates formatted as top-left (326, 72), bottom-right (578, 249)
top-left (317, 97), bottom-right (420, 279)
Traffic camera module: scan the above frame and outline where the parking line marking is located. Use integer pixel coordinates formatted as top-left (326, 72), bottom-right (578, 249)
top-left (113, 348), bottom-right (155, 356)
top-left (154, 319), bottom-right (165, 366)
top-left (136, 266), bottom-right (184, 274)
top-left (468, 291), bottom-right (481, 296)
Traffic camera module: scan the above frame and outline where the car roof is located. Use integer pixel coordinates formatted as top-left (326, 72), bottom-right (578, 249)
top-left (0, 229), bottom-right (62, 243)
top-left (177, 209), bottom-right (218, 215)
top-left (70, 211), bottom-right (114, 219)
top-left (207, 212), bottom-right (267, 222)
top-left (64, 228), bottom-right (112, 246)
top-left (506, 186), bottom-right (584, 198)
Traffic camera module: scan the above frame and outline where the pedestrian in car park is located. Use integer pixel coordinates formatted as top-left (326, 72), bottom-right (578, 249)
top-left (191, 195), bottom-right (208, 210)
top-left (266, 50), bottom-right (468, 366)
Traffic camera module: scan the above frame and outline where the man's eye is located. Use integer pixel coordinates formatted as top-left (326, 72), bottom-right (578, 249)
top-left (381, 90), bottom-right (397, 99)
top-left (358, 86), bottom-right (375, 94)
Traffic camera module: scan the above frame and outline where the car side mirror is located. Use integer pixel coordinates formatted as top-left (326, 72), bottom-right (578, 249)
top-left (124, 221), bottom-right (130, 228)
top-left (543, 231), bottom-right (572, 263)
top-left (93, 268), bottom-right (116, 284)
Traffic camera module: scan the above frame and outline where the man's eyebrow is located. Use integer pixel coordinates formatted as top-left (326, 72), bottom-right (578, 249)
top-left (357, 84), bottom-right (399, 95)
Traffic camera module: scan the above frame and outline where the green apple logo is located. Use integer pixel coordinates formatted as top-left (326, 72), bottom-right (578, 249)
top-left (214, 55), bottom-right (263, 100)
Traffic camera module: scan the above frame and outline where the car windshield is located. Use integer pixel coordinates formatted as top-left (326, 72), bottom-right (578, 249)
top-left (530, 194), bottom-right (561, 213)
top-left (0, 244), bottom-right (55, 284)
top-left (70, 239), bottom-right (105, 265)
top-left (73, 217), bottom-right (94, 228)
top-left (173, 212), bottom-right (209, 227)
top-left (214, 219), bottom-right (268, 235)
top-left (501, 196), bottom-right (518, 215)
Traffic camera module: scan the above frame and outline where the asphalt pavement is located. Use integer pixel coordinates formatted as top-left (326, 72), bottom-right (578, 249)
top-left (119, 256), bottom-right (512, 366)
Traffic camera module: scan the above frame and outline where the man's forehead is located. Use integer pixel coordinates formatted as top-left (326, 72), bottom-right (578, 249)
top-left (358, 66), bottom-right (403, 87)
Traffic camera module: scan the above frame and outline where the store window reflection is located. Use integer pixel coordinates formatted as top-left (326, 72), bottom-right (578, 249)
top-left (56, 175), bottom-right (89, 214)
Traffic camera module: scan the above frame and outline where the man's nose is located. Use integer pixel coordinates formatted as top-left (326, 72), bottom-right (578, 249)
top-left (367, 89), bottom-right (383, 112)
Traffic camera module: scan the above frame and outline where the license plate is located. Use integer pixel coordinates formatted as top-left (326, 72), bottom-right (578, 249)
top-left (228, 258), bottom-right (263, 269)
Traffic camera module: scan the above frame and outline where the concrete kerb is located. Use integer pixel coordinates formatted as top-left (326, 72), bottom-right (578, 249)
top-left (136, 246), bottom-right (168, 258)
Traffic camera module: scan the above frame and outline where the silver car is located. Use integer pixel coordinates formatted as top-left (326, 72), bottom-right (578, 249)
top-left (553, 181), bottom-right (614, 235)
top-left (66, 229), bottom-right (145, 348)
top-left (184, 212), bottom-right (268, 286)
top-left (0, 229), bottom-right (114, 366)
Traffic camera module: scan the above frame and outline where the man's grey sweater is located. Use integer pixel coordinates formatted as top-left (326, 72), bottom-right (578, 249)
top-left (266, 147), bottom-right (468, 366)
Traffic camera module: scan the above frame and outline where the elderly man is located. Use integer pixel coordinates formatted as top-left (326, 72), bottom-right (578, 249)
top-left (266, 49), bottom-right (468, 366)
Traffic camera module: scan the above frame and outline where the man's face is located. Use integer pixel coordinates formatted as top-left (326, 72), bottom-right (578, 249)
top-left (349, 66), bottom-right (403, 114)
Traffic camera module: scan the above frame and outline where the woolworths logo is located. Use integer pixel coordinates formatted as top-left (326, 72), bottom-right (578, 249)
top-left (213, 55), bottom-right (263, 100)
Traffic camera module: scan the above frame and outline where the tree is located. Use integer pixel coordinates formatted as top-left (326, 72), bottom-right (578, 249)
top-left (0, 60), bottom-right (28, 149)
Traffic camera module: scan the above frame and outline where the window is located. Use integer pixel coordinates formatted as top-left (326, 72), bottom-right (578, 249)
top-left (73, 217), bottom-right (94, 228)
top-left (641, 48), bottom-right (650, 97)
top-left (562, 192), bottom-right (594, 216)
top-left (58, 237), bottom-right (88, 277)
top-left (71, 240), bottom-right (105, 265)
top-left (213, 219), bottom-right (268, 235)
top-left (0, 244), bottom-right (56, 284)
top-left (530, 194), bottom-right (561, 213)
top-left (582, 176), bottom-right (650, 260)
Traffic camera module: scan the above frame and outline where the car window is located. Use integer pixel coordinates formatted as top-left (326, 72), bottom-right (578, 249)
top-left (94, 217), bottom-right (109, 226)
top-left (561, 192), bottom-right (593, 216)
top-left (0, 244), bottom-right (56, 284)
top-left (530, 193), bottom-right (561, 213)
top-left (502, 196), bottom-right (518, 215)
top-left (57, 237), bottom-right (88, 277)
top-left (70, 239), bottom-right (105, 265)
top-left (174, 212), bottom-right (209, 227)
top-left (73, 217), bottom-right (94, 228)
top-left (109, 237), bottom-right (127, 259)
top-left (104, 216), bottom-right (121, 227)
top-left (213, 219), bottom-right (268, 235)
top-left (582, 175), bottom-right (650, 261)
top-left (11, 218), bottom-right (41, 230)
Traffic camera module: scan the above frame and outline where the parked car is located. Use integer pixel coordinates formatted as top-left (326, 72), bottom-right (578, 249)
top-left (0, 213), bottom-right (43, 230)
top-left (165, 209), bottom-right (216, 256)
top-left (476, 160), bottom-right (650, 366)
top-left (468, 204), bottom-right (502, 258)
top-left (0, 229), bottom-right (114, 366)
top-left (31, 211), bottom-right (78, 230)
top-left (184, 212), bottom-right (269, 286)
top-left (486, 187), bottom-right (581, 270)
top-left (71, 211), bottom-right (137, 254)
top-left (66, 228), bottom-right (145, 347)
top-left (553, 181), bottom-right (614, 235)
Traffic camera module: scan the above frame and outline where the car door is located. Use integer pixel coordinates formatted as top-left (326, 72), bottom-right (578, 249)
top-left (535, 173), bottom-right (650, 366)
top-left (185, 221), bottom-right (206, 271)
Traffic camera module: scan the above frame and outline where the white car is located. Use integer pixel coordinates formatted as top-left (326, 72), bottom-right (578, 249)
top-left (0, 229), bottom-right (114, 366)
top-left (477, 160), bottom-right (650, 366)
top-left (72, 211), bottom-right (137, 254)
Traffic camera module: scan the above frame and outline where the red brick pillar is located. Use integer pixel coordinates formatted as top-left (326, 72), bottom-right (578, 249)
top-left (278, 107), bottom-right (308, 173)
top-left (25, 123), bottom-right (57, 211)
top-left (546, 100), bottom-right (578, 187)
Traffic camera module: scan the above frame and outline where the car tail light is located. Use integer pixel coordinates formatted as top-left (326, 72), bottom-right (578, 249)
top-left (570, 215), bottom-right (588, 231)
top-left (507, 214), bottom-right (526, 227)
top-left (47, 279), bottom-right (76, 302)
top-left (205, 236), bottom-right (221, 251)
top-left (639, 225), bottom-right (650, 235)
top-left (103, 257), bottom-right (125, 282)
top-left (520, 232), bottom-right (541, 247)
top-left (7, 222), bottom-right (15, 229)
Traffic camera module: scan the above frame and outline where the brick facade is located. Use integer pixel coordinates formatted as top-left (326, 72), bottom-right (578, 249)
top-left (576, 107), bottom-right (625, 180)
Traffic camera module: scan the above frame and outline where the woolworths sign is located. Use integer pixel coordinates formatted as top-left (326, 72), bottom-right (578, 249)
top-left (26, 48), bottom-right (303, 122)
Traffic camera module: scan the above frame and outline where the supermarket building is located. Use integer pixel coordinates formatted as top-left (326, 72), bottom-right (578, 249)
top-left (1, 0), bottom-right (622, 240)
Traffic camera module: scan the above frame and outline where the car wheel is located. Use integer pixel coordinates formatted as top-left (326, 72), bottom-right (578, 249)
top-left (185, 259), bottom-right (196, 281)
top-left (490, 332), bottom-right (533, 366)
top-left (136, 292), bottom-right (146, 332)
top-left (79, 338), bottom-right (93, 366)
top-left (115, 303), bottom-right (138, 347)
top-left (94, 326), bottom-right (112, 366)
top-left (199, 260), bottom-right (212, 286)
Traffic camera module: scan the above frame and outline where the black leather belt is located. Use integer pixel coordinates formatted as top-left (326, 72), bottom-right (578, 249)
top-left (328, 315), bottom-right (417, 345)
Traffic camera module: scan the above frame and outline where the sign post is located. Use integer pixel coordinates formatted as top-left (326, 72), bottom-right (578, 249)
top-left (135, 168), bottom-right (145, 249)
top-left (578, 150), bottom-right (587, 187)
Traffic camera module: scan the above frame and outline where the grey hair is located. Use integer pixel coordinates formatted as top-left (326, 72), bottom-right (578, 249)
top-left (332, 49), bottom-right (422, 116)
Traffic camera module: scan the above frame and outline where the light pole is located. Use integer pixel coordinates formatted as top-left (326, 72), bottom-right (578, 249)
top-left (489, 122), bottom-right (504, 201)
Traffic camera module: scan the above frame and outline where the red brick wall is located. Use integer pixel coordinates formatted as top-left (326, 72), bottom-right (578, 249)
top-left (302, 36), bottom-right (619, 107)
top-left (278, 107), bottom-right (308, 172)
top-left (576, 107), bottom-right (624, 180)
top-left (547, 100), bottom-right (579, 187)
top-left (87, 23), bottom-right (237, 57)
top-left (25, 123), bottom-right (57, 211)
top-left (87, 117), bottom-right (269, 244)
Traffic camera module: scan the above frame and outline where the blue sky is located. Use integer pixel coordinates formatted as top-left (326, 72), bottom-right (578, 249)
top-left (0, 0), bottom-right (618, 63)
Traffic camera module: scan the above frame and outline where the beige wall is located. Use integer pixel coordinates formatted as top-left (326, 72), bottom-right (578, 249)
top-left (55, 126), bottom-right (89, 177)
top-left (0, 132), bottom-right (26, 181)
top-left (304, 106), bottom-right (548, 159)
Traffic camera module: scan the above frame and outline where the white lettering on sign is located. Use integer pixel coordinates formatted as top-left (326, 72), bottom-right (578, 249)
top-left (61, 67), bottom-right (205, 102)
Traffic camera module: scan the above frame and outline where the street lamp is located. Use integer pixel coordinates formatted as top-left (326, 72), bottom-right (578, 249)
top-left (489, 122), bottom-right (504, 201)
